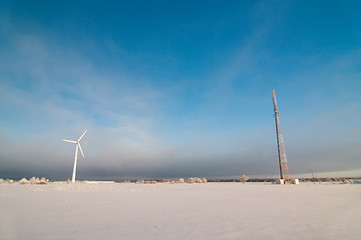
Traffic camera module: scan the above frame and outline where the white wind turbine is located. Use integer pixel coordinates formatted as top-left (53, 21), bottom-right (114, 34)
top-left (63, 130), bottom-right (87, 183)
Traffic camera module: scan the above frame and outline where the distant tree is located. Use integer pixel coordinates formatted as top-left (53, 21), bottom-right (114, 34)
top-left (187, 178), bottom-right (196, 184)
top-left (19, 178), bottom-right (29, 184)
top-left (177, 178), bottom-right (185, 184)
top-left (241, 175), bottom-right (249, 184)
top-left (311, 171), bottom-right (316, 184)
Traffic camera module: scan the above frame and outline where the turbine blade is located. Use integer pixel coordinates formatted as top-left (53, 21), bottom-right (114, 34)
top-left (78, 130), bottom-right (87, 142)
top-left (78, 143), bottom-right (85, 158)
top-left (63, 139), bottom-right (77, 143)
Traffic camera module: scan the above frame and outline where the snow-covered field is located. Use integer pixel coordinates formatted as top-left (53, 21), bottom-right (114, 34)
top-left (1, 182), bottom-right (360, 240)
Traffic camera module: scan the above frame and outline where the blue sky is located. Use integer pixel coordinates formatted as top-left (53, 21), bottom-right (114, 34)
top-left (1, 0), bottom-right (360, 179)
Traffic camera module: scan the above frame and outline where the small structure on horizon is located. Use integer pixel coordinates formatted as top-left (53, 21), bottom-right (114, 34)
top-left (63, 130), bottom-right (87, 183)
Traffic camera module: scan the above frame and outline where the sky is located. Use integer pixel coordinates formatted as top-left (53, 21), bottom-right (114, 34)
top-left (0, 0), bottom-right (360, 180)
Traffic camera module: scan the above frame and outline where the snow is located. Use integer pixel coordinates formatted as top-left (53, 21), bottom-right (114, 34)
top-left (1, 182), bottom-right (360, 240)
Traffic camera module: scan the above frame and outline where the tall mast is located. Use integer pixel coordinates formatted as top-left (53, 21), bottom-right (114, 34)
top-left (272, 90), bottom-right (290, 181)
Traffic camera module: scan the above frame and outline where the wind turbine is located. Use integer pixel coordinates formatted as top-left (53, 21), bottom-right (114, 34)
top-left (63, 130), bottom-right (87, 183)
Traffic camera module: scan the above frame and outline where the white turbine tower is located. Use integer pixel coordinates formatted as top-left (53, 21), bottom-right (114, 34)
top-left (63, 130), bottom-right (87, 183)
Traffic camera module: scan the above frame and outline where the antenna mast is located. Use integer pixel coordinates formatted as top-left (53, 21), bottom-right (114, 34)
top-left (272, 90), bottom-right (290, 182)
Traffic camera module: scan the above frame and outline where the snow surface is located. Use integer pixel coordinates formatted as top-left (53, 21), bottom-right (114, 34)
top-left (1, 182), bottom-right (360, 240)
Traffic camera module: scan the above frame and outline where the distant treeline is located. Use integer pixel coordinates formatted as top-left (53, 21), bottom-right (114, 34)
top-left (111, 176), bottom-right (361, 183)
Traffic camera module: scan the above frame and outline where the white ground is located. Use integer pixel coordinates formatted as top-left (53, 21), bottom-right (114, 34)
top-left (1, 182), bottom-right (360, 240)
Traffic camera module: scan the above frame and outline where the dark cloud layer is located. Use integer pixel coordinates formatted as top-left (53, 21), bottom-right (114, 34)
top-left (1, 131), bottom-right (360, 180)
